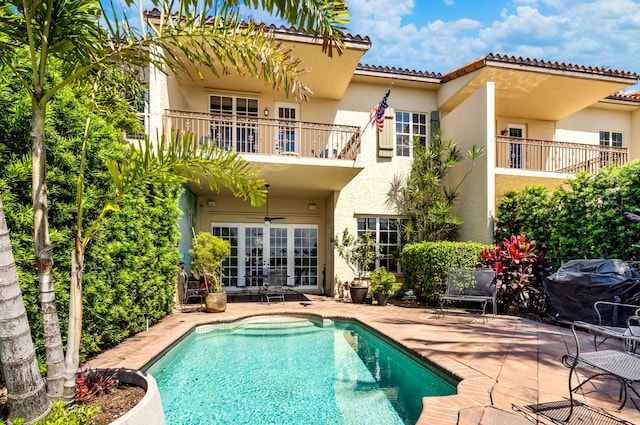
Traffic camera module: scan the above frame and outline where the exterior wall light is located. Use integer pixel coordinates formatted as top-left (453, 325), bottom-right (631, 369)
top-left (308, 203), bottom-right (317, 211)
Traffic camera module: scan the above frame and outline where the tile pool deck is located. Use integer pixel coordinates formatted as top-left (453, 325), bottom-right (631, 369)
top-left (84, 295), bottom-right (640, 425)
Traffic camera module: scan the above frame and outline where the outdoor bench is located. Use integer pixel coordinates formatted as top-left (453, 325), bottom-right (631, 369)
top-left (562, 318), bottom-right (640, 421)
top-left (439, 268), bottom-right (498, 323)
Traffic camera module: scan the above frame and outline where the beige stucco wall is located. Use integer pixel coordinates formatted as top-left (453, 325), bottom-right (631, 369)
top-left (330, 82), bottom-right (438, 288)
top-left (441, 82), bottom-right (495, 244)
top-left (495, 117), bottom-right (555, 140)
top-left (556, 107), bottom-right (632, 145)
top-left (631, 108), bottom-right (640, 161)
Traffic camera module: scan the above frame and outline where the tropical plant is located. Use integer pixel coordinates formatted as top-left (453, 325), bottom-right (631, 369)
top-left (0, 0), bottom-right (349, 417)
top-left (402, 130), bottom-right (484, 242)
top-left (369, 267), bottom-right (402, 295)
top-left (479, 234), bottom-right (550, 314)
top-left (189, 232), bottom-right (231, 293)
top-left (331, 228), bottom-right (379, 284)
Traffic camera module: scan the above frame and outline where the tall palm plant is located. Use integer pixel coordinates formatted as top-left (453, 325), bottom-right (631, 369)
top-left (0, 197), bottom-right (51, 423)
top-left (0, 0), bottom-right (349, 420)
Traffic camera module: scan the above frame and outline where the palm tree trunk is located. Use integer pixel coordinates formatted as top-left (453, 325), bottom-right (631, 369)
top-left (63, 238), bottom-right (83, 403)
top-left (0, 196), bottom-right (51, 423)
top-left (31, 103), bottom-right (65, 399)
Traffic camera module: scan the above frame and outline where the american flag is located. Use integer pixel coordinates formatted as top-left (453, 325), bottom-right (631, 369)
top-left (370, 87), bottom-right (391, 132)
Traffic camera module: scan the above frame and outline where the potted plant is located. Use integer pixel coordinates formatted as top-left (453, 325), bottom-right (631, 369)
top-left (331, 228), bottom-right (379, 304)
top-left (369, 267), bottom-right (402, 306)
top-left (190, 232), bottom-right (231, 312)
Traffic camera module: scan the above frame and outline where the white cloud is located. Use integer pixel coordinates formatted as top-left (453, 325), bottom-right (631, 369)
top-left (444, 0), bottom-right (455, 5)
top-left (348, 0), bottom-right (640, 75)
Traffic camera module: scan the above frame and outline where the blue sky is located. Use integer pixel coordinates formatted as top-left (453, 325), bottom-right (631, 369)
top-left (342, 0), bottom-right (640, 78)
top-left (120, 0), bottom-right (640, 90)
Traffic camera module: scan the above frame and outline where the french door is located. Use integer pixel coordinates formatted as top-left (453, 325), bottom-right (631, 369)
top-left (274, 103), bottom-right (299, 154)
top-left (212, 223), bottom-right (318, 289)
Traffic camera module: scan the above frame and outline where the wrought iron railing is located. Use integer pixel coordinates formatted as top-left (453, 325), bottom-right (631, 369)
top-left (163, 109), bottom-right (361, 160)
top-left (495, 136), bottom-right (628, 174)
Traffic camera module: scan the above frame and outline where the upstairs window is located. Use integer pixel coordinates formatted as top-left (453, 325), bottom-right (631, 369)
top-left (395, 111), bottom-right (427, 157)
top-left (599, 131), bottom-right (623, 147)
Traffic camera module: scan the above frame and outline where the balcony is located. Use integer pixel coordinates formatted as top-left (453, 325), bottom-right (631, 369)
top-left (495, 136), bottom-right (628, 174)
top-left (163, 109), bottom-right (361, 161)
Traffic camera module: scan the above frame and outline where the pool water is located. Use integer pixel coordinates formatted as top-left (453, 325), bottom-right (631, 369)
top-left (145, 316), bottom-right (457, 425)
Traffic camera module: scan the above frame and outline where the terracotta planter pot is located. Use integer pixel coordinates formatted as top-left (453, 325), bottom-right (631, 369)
top-left (205, 292), bottom-right (227, 313)
top-left (375, 292), bottom-right (390, 306)
top-left (349, 286), bottom-right (369, 304)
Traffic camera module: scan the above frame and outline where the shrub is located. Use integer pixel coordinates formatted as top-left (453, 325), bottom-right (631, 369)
top-left (0, 66), bottom-right (181, 361)
top-left (401, 241), bottom-right (488, 304)
top-left (369, 267), bottom-right (402, 295)
top-left (1, 402), bottom-right (98, 425)
top-left (494, 161), bottom-right (640, 268)
top-left (479, 234), bottom-right (550, 314)
top-left (494, 185), bottom-right (553, 251)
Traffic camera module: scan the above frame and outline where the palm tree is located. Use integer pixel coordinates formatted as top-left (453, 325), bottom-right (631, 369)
top-left (0, 0), bottom-right (349, 418)
top-left (0, 196), bottom-right (51, 423)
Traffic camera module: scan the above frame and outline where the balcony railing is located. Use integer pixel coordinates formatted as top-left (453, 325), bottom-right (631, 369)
top-left (163, 109), bottom-right (361, 161)
top-left (495, 136), bottom-right (628, 174)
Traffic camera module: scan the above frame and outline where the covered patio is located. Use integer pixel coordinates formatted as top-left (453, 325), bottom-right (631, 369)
top-left (84, 296), bottom-right (639, 425)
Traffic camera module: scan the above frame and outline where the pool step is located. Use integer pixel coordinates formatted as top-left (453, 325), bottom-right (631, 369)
top-left (232, 317), bottom-right (321, 336)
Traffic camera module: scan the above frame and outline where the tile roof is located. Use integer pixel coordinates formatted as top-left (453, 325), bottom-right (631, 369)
top-left (605, 91), bottom-right (640, 103)
top-left (356, 63), bottom-right (442, 80)
top-left (258, 23), bottom-right (371, 47)
top-left (441, 53), bottom-right (638, 83)
top-left (144, 8), bottom-right (371, 48)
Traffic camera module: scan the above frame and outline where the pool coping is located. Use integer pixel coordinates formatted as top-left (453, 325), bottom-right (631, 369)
top-left (83, 297), bottom-right (640, 425)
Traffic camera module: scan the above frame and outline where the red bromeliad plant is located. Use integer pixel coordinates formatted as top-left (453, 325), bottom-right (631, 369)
top-left (479, 235), bottom-right (549, 313)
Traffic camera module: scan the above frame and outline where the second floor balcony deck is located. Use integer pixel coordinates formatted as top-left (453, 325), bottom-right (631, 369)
top-left (163, 109), bottom-right (362, 161)
top-left (495, 136), bottom-right (628, 174)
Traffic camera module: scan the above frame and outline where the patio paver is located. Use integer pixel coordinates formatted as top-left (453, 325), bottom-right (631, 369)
top-left (84, 295), bottom-right (640, 424)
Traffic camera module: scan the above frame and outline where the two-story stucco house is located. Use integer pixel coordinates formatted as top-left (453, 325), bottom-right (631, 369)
top-left (143, 21), bottom-right (640, 297)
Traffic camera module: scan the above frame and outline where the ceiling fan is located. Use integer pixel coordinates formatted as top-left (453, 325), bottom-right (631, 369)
top-left (263, 184), bottom-right (285, 225)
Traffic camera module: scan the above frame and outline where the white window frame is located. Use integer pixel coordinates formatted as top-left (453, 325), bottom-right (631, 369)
top-left (395, 111), bottom-right (428, 158)
top-left (599, 130), bottom-right (623, 147)
top-left (356, 217), bottom-right (406, 273)
top-left (211, 223), bottom-right (318, 289)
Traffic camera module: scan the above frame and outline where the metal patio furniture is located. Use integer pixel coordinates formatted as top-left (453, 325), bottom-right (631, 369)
top-left (562, 318), bottom-right (640, 421)
top-left (593, 300), bottom-right (640, 352)
top-left (439, 268), bottom-right (498, 323)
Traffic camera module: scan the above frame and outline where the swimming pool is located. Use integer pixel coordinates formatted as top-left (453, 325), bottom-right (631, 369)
top-left (144, 316), bottom-right (458, 425)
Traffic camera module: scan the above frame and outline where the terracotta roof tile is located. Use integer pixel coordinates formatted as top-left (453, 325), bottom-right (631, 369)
top-left (441, 53), bottom-right (638, 83)
top-left (356, 63), bottom-right (442, 80)
top-left (605, 92), bottom-right (640, 103)
top-left (144, 8), bottom-right (371, 47)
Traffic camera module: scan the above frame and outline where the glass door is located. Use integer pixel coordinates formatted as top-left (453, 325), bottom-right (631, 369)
top-left (508, 124), bottom-right (526, 169)
top-left (274, 103), bottom-right (299, 154)
top-left (211, 223), bottom-right (318, 290)
top-left (244, 227), bottom-right (264, 289)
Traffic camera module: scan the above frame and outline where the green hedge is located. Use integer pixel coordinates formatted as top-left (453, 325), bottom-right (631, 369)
top-left (495, 161), bottom-right (640, 268)
top-left (0, 71), bottom-right (181, 361)
top-left (401, 241), bottom-right (489, 304)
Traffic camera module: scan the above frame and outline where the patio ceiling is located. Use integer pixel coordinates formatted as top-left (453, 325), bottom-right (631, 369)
top-left (185, 155), bottom-right (363, 200)
top-left (167, 31), bottom-right (369, 101)
top-left (439, 54), bottom-right (639, 121)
